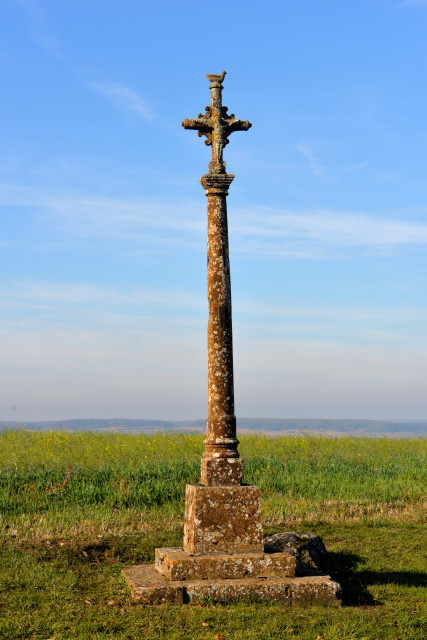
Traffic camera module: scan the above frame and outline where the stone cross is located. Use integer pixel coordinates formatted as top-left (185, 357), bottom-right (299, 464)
top-left (122, 74), bottom-right (341, 604)
top-left (182, 71), bottom-right (252, 487)
top-left (182, 70), bottom-right (251, 176)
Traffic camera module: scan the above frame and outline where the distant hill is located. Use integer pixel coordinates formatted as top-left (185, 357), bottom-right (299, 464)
top-left (0, 417), bottom-right (426, 437)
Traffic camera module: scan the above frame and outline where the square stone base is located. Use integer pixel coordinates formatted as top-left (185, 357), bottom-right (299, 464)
top-left (122, 564), bottom-right (341, 605)
top-left (200, 457), bottom-right (243, 485)
top-left (184, 484), bottom-right (263, 554)
top-left (155, 547), bottom-right (296, 581)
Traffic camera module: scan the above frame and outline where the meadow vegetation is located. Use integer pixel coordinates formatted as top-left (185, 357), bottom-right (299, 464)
top-left (0, 429), bottom-right (425, 639)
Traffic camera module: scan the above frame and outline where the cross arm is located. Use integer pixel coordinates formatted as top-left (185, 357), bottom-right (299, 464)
top-left (182, 116), bottom-right (213, 146)
top-left (182, 117), bottom-right (211, 132)
top-left (224, 118), bottom-right (252, 135)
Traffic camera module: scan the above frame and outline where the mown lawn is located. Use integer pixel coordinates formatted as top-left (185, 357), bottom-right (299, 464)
top-left (0, 430), bottom-right (425, 639)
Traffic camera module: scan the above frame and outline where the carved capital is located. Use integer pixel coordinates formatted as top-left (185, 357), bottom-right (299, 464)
top-left (200, 173), bottom-right (234, 195)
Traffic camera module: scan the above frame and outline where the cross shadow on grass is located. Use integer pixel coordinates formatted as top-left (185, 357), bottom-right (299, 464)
top-left (325, 551), bottom-right (427, 607)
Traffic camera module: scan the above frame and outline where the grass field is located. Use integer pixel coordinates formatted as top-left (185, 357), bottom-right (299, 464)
top-left (0, 430), bottom-right (425, 639)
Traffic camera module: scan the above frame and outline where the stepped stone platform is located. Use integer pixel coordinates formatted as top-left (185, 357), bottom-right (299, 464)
top-left (155, 547), bottom-right (296, 581)
top-left (122, 485), bottom-right (341, 605)
top-left (123, 559), bottom-right (341, 605)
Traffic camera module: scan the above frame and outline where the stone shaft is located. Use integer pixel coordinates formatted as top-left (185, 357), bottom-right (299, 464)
top-left (200, 173), bottom-right (240, 482)
top-left (208, 73), bottom-right (225, 170)
top-left (182, 72), bottom-right (252, 485)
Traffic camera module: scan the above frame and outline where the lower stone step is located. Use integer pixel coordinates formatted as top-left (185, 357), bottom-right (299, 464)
top-left (122, 564), bottom-right (341, 605)
top-left (155, 547), bottom-right (296, 580)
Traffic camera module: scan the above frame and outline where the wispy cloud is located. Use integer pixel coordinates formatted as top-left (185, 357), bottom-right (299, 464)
top-left (3, 183), bottom-right (427, 257)
top-left (13, 0), bottom-right (65, 58)
top-left (2, 280), bottom-right (426, 353)
top-left (0, 281), bottom-right (202, 313)
top-left (0, 182), bottom-right (203, 251)
top-left (233, 298), bottom-right (427, 349)
top-left (233, 208), bottom-right (427, 251)
top-left (14, 2), bottom-right (152, 119)
top-left (344, 162), bottom-right (368, 174)
top-left (296, 142), bottom-right (331, 181)
top-left (235, 299), bottom-right (427, 325)
top-left (85, 78), bottom-right (154, 120)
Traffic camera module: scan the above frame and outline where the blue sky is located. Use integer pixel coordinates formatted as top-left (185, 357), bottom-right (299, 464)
top-left (1, 0), bottom-right (427, 422)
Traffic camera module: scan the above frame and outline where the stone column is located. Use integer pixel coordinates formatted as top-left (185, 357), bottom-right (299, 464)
top-left (200, 173), bottom-right (243, 487)
top-left (122, 72), bottom-right (341, 605)
top-left (182, 172), bottom-right (263, 557)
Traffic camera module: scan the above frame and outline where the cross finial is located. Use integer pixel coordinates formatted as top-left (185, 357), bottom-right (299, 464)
top-left (182, 71), bottom-right (252, 175)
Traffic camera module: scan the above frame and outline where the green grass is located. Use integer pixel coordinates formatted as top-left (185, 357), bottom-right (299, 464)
top-left (0, 430), bottom-right (426, 639)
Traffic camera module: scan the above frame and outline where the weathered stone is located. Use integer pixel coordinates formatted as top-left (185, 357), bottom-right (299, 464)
top-left (123, 74), bottom-right (343, 607)
top-left (123, 564), bottom-right (341, 605)
top-left (182, 71), bottom-right (251, 178)
top-left (183, 484), bottom-right (263, 554)
top-left (202, 173), bottom-right (237, 468)
top-left (264, 532), bottom-right (328, 575)
top-left (200, 457), bottom-right (243, 486)
top-left (155, 547), bottom-right (296, 581)
top-left (182, 72), bottom-right (251, 475)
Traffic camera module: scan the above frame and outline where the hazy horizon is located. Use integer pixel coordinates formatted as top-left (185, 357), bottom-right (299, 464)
top-left (2, 416), bottom-right (427, 427)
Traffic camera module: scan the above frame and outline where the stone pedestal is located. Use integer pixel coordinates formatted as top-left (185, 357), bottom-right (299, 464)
top-left (200, 457), bottom-right (243, 486)
top-left (122, 482), bottom-right (341, 604)
top-left (183, 484), bottom-right (263, 554)
top-left (122, 478), bottom-right (341, 605)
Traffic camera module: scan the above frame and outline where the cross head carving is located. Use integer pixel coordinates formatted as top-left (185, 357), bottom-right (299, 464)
top-left (182, 71), bottom-right (252, 175)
